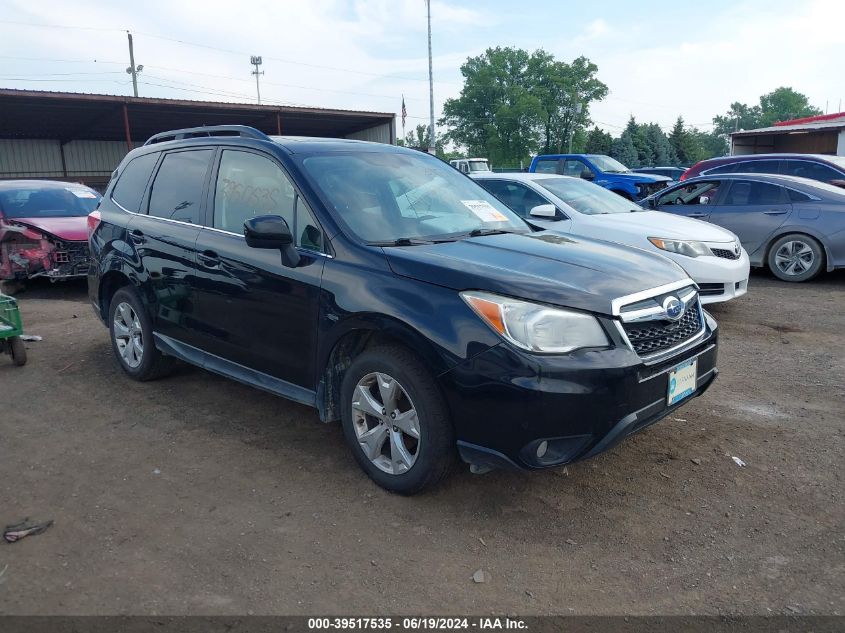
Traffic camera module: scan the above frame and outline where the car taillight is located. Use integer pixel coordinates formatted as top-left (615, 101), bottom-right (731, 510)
top-left (87, 210), bottom-right (101, 239)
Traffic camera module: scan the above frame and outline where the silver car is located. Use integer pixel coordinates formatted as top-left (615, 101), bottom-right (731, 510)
top-left (642, 173), bottom-right (845, 282)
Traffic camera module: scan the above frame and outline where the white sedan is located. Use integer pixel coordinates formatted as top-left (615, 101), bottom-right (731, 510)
top-left (472, 172), bottom-right (750, 304)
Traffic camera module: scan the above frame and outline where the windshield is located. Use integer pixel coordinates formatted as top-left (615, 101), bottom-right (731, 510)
top-left (535, 177), bottom-right (641, 215)
top-left (588, 155), bottom-right (630, 173)
top-left (468, 160), bottom-right (490, 172)
top-left (301, 151), bottom-right (527, 242)
top-left (0, 185), bottom-right (101, 218)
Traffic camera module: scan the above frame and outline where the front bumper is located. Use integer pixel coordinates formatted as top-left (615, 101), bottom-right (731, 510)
top-left (439, 321), bottom-right (718, 470)
top-left (668, 248), bottom-right (750, 305)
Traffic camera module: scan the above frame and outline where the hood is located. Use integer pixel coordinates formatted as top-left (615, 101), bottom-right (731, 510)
top-left (383, 232), bottom-right (687, 316)
top-left (3, 216), bottom-right (88, 242)
top-left (612, 172), bottom-right (671, 184)
top-left (588, 211), bottom-right (738, 242)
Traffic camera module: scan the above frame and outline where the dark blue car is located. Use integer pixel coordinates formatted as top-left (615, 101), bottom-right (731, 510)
top-left (642, 173), bottom-right (845, 282)
top-left (529, 154), bottom-right (671, 200)
top-left (88, 126), bottom-right (718, 494)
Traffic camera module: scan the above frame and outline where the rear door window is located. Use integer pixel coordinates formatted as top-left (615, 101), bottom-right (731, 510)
top-left (723, 180), bottom-right (785, 205)
top-left (784, 160), bottom-right (844, 182)
top-left (561, 159), bottom-right (590, 178)
top-left (533, 159), bottom-right (560, 175)
top-left (147, 149), bottom-right (214, 223)
top-left (111, 152), bottom-right (159, 212)
top-left (707, 160), bottom-right (781, 175)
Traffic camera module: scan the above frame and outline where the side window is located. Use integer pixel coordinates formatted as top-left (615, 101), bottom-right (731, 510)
top-left (534, 159), bottom-right (560, 175)
top-left (787, 188), bottom-right (812, 203)
top-left (294, 196), bottom-right (324, 252)
top-left (784, 160), bottom-right (842, 182)
top-left (213, 150), bottom-right (296, 234)
top-left (486, 182), bottom-right (548, 218)
top-left (658, 182), bottom-right (721, 206)
top-left (147, 150), bottom-right (213, 223)
top-left (562, 159), bottom-right (589, 178)
top-left (111, 152), bottom-right (159, 212)
top-left (723, 180), bottom-right (784, 206)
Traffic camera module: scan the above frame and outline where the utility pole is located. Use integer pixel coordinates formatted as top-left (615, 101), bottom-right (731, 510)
top-left (126, 32), bottom-right (143, 97)
top-left (568, 102), bottom-right (582, 153)
top-left (251, 56), bottom-right (264, 105)
top-left (426, 0), bottom-right (435, 154)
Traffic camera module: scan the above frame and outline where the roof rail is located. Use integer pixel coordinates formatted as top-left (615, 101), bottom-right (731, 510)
top-left (143, 125), bottom-right (271, 146)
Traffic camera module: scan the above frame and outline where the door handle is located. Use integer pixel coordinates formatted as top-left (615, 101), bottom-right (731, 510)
top-left (197, 250), bottom-right (221, 268)
top-left (763, 209), bottom-right (788, 215)
top-left (129, 229), bottom-right (146, 244)
top-left (688, 213), bottom-right (707, 218)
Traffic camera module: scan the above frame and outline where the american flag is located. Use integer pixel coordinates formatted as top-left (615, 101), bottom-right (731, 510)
top-left (401, 96), bottom-right (407, 128)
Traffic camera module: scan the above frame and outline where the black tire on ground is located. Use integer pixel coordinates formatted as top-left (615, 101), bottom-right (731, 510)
top-left (339, 344), bottom-right (456, 495)
top-left (767, 233), bottom-right (824, 283)
top-left (9, 336), bottom-right (26, 366)
top-left (0, 279), bottom-right (24, 296)
top-left (108, 286), bottom-right (176, 381)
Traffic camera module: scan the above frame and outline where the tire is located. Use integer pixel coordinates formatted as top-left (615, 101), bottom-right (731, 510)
top-left (767, 234), bottom-right (824, 282)
top-left (0, 279), bottom-right (24, 296)
top-left (108, 286), bottom-right (176, 381)
top-left (340, 344), bottom-right (455, 495)
top-left (9, 336), bottom-right (26, 366)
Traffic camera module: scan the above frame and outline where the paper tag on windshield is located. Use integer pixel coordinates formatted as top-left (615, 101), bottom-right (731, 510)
top-left (461, 200), bottom-right (508, 222)
top-left (68, 188), bottom-right (97, 199)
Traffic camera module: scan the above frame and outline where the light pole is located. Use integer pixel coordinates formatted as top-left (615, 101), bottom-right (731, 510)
top-left (568, 102), bottom-right (582, 153)
top-left (251, 56), bottom-right (264, 105)
top-left (426, 0), bottom-right (435, 154)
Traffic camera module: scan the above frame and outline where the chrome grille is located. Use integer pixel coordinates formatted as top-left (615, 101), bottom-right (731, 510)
top-left (622, 298), bottom-right (703, 357)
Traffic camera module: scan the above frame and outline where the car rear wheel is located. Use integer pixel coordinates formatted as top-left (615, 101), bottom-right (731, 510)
top-left (108, 286), bottom-right (176, 381)
top-left (340, 344), bottom-right (455, 495)
top-left (768, 234), bottom-right (824, 282)
top-left (9, 336), bottom-right (27, 366)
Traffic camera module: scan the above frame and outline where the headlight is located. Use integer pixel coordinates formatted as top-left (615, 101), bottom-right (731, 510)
top-left (460, 291), bottom-right (609, 354)
top-left (648, 237), bottom-right (711, 258)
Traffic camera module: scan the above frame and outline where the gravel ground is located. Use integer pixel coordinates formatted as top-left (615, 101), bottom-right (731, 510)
top-left (0, 270), bottom-right (843, 616)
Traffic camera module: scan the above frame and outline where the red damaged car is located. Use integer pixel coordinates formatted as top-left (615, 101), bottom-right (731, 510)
top-left (0, 180), bottom-right (101, 286)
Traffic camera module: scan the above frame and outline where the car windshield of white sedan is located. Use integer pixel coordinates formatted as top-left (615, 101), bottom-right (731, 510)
top-left (0, 186), bottom-right (101, 218)
top-left (536, 177), bottom-right (641, 215)
top-left (588, 155), bottom-right (630, 173)
top-left (302, 152), bottom-right (527, 243)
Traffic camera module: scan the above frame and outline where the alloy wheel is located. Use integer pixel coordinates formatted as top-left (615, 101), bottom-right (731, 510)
top-left (113, 301), bottom-right (144, 368)
top-left (351, 372), bottom-right (420, 475)
top-left (774, 240), bottom-right (814, 276)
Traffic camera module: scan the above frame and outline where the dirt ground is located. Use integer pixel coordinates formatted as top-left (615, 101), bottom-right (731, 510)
top-left (0, 271), bottom-right (843, 616)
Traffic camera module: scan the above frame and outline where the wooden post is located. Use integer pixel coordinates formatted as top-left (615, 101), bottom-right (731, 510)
top-left (123, 103), bottom-right (133, 151)
top-left (276, 112), bottom-right (282, 135)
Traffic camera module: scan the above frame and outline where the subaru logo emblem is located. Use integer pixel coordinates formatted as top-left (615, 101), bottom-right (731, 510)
top-left (663, 296), bottom-right (684, 321)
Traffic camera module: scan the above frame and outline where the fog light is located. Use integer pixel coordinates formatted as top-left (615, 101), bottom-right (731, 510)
top-left (536, 441), bottom-right (548, 459)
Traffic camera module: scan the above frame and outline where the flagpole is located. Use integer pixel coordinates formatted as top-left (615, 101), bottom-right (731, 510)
top-left (402, 93), bottom-right (406, 141)
top-left (426, 0), bottom-right (435, 154)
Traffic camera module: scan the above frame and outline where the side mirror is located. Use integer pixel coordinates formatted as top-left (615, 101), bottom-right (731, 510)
top-left (244, 215), bottom-right (300, 267)
top-left (580, 169), bottom-right (595, 181)
top-left (648, 197), bottom-right (657, 209)
top-left (529, 204), bottom-right (558, 219)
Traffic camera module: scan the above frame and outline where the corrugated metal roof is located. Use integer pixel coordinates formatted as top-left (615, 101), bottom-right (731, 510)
top-left (731, 119), bottom-right (845, 136)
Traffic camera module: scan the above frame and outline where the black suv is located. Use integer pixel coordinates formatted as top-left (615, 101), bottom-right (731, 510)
top-left (88, 126), bottom-right (719, 494)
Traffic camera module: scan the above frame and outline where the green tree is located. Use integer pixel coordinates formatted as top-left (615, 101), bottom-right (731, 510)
top-left (669, 116), bottom-right (705, 165)
top-left (584, 126), bottom-right (613, 154)
top-left (440, 47), bottom-right (607, 165)
top-left (713, 102), bottom-right (762, 135)
top-left (644, 123), bottom-right (678, 166)
top-left (757, 86), bottom-right (822, 126)
top-left (610, 132), bottom-right (637, 167)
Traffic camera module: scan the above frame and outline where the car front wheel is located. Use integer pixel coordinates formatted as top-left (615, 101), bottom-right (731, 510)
top-left (340, 344), bottom-right (455, 494)
top-left (768, 234), bottom-right (824, 282)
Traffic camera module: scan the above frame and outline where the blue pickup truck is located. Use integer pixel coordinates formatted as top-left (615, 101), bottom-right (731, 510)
top-left (528, 154), bottom-right (670, 201)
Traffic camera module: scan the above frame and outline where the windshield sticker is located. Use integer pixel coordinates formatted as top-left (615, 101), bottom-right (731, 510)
top-left (461, 200), bottom-right (508, 222)
top-left (68, 189), bottom-right (97, 199)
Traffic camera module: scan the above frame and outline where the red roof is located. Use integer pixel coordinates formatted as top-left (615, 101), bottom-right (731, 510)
top-left (774, 111), bottom-right (845, 126)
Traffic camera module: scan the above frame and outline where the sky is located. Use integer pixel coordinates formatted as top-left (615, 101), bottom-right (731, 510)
top-left (1, 0), bottom-right (844, 139)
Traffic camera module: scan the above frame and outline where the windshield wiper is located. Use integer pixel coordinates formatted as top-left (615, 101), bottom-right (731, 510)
top-left (367, 237), bottom-right (434, 247)
top-left (466, 228), bottom-right (523, 238)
